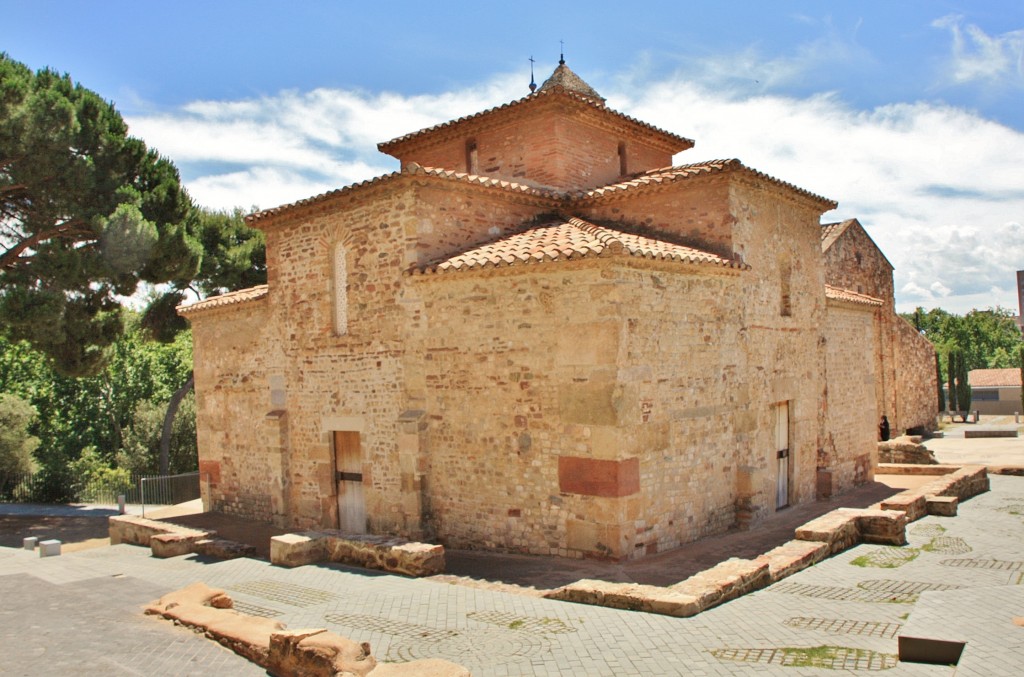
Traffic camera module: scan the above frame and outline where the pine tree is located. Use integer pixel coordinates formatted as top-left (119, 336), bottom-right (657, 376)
top-left (936, 352), bottom-right (945, 414)
top-left (947, 350), bottom-right (958, 419)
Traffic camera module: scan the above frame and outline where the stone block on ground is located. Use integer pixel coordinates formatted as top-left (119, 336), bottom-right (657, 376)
top-left (543, 579), bottom-right (701, 617)
top-left (324, 533), bottom-right (445, 577)
top-left (193, 537), bottom-right (258, 560)
top-left (38, 539), bottom-right (61, 557)
top-left (270, 531), bottom-right (331, 568)
top-left (109, 514), bottom-right (179, 546)
top-left (845, 508), bottom-right (908, 546)
top-left (147, 583), bottom-right (470, 676)
top-left (150, 531), bottom-right (210, 558)
top-left (877, 436), bottom-right (938, 464)
top-left (794, 511), bottom-right (861, 554)
top-left (926, 495), bottom-right (958, 517)
top-left (671, 557), bottom-right (770, 609)
top-left (754, 540), bottom-right (831, 582)
top-left (267, 628), bottom-right (376, 677)
top-left (880, 492), bottom-right (928, 522)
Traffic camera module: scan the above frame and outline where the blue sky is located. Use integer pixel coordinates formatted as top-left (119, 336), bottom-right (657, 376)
top-left (3, 1), bottom-right (1023, 313)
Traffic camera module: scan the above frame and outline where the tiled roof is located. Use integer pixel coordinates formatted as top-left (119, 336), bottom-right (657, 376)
top-left (412, 216), bottom-right (748, 275)
top-left (969, 368), bottom-right (1022, 388)
top-left (247, 163), bottom-right (557, 225)
top-left (824, 284), bottom-right (883, 307)
top-left (576, 160), bottom-right (838, 208)
top-left (821, 219), bottom-right (856, 251)
top-left (177, 285), bottom-right (269, 316)
top-left (378, 85), bottom-right (693, 156)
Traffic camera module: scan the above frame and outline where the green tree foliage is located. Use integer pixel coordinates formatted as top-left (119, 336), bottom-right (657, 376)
top-left (902, 306), bottom-right (1024, 377)
top-left (142, 207), bottom-right (265, 342)
top-left (935, 353), bottom-right (945, 413)
top-left (0, 392), bottom-right (38, 476)
top-left (0, 53), bottom-right (203, 376)
top-left (117, 392), bottom-right (197, 475)
top-left (1019, 346), bottom-right (1024, 416)
top-left (946, 347), bottom-right (972, 422)
top-left (0, 315), bottom-right (195, 482)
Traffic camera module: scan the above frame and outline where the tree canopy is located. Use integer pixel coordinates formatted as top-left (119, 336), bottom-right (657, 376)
top-left (902, 306), bottom-right (1024, 375)
top-left (0, 53), bottom-right (203, 375)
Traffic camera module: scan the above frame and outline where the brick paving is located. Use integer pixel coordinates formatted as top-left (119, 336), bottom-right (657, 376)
top-left (1, 475), bottom-right (1022, 675)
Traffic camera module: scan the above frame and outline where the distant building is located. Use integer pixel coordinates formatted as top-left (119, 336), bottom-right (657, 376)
top-left (1016, 270), bottom-right (1024, 331)
top-left (967, 369), bottom-right (1023, 416)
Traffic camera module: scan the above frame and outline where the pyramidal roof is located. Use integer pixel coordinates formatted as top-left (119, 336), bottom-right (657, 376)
top-left (538, 61), bottom-right (605, 102)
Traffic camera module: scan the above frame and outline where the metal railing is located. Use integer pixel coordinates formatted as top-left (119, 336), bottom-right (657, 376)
top-left (0, 470), bottom-right (200, 509)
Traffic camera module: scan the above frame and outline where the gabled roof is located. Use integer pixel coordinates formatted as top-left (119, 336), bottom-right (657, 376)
top-left (247, 163), bottom-right (559, 227)
top-left (575, 160), bottom-right (837, 209)
top-left (969, 368), bottom-right (1022, 388)
top-left (177, 284), bottom-right (269, 316)
top-left (824, 284), bottom-right (884, 307)
top-left (821, 218), bottom-right (894, 270)
top-left (411, 216), bottom-right (748, 276)
top-left (378, 84), bottom-right (693, 158)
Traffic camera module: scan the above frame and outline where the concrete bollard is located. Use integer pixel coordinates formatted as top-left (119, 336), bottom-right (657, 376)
top-left (23, 537), bottom-right (38, 550)
top-left (118, 494), bottom-right (126, 515)
top-left (39, 539), bottom-right (61, 557)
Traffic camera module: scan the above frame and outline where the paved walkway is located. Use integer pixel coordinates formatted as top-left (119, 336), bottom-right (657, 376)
top-left (2, 475), bottom-right (1022, 675)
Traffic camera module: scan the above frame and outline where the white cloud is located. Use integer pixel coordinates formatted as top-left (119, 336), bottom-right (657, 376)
top-left (932, 15), bottom-right (1024, 86)
top-left (125, 68), bottom-right (1024, 316)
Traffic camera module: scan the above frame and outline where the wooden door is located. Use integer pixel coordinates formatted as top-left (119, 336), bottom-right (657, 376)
top-left (334, 431), bottom-right (366, 533)
top-left (775, 402), bottom-right (790, 510)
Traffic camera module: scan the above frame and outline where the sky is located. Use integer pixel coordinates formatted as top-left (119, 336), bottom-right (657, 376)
top-left (3, 1), bottom-right (1023, 314)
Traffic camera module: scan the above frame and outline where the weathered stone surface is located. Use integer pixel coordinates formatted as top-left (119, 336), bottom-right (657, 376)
top-left (880, 492), bottom-right (928, 522)
top-left (146, 583), bottom-right (278, 665)
top-left (369, 658), bottom-right (472, 677)
top-left (272, 531), bottom-right (444, 576)
top-left (147, 583), bottom-right (471, 676)
top-left (671, 557), bottom-right (770, 609)
top-left (193, 537), bottom-right (258, 560)
top-left (754, 540), bottom-right (830, 582)
top-left (877, 463), bottom-right (959, 476)
top-left (926, 495), bottom-right (958, 517)
top-left (878, 436), bottom-right (938, 464)
top-left (919, 465), bottom-right (989, 502)
top-left (270, 531), bottom-right (330, 568)
top-left (109, 514), bottom-right (185, 546)
top-left (794, 511), bottom-right (861, 554)
top-left (544, 579), bottom-right (702, 617)
top-left (267, 628), bottom-right (376, 677)
top-left (150, 531), bottom-right (210, 558)
top-left (794, 507), bottom-right (907, 552)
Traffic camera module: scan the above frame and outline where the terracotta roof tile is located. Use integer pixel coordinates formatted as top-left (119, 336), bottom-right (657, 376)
top-left (824, 284), bottom-right (883, 307)
top-left (378, 85), bottom-right (693, 156)
top-left (177, 284), bottom-right (269, 316)
top-left (820, 219), bottom-right (855, 251)
top-left (247, 163), bottom-right (557, 225)
top-left (574, 160), bottom-right (837, 209)
top-left (969, 368), bottom-right (1022, 388)
top-left (413, 216), bottom-right (748, 276)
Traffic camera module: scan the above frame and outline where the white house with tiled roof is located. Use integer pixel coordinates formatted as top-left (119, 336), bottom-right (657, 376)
top-left (179, 64), bottom-right (935, 560)
top-left (967, 368), bottom-right (1023, 416)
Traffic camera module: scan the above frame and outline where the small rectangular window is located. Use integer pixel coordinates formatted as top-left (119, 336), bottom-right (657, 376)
top-left (618, 141), bottom-right (627, 176)
top-left (334, 243), bottom-right (348, 335)
top-left (465, 139), bottom-right (478, 174)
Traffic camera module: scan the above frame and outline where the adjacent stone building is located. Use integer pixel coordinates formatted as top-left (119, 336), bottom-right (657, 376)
top-left (179, 63), bottom-right (936, 560)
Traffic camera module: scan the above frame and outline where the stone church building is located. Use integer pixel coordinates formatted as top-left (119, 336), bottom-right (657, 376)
top-left (179, 63), bottom-right (936, 560)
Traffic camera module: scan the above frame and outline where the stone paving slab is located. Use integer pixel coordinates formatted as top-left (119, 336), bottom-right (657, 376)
top-left (1, 475), bottom-right (1022, 675)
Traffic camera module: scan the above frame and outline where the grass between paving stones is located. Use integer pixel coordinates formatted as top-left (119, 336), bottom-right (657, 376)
top-left (850, 547), bottom-right (920, 568)
top-left (780, 645), bottom-right (897, 669)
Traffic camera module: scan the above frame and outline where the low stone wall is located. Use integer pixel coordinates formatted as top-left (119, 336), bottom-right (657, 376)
top-left (920, 466), bottom-right (989, 502)
top-left (544, 558), bottom-right (770, 618)
top-left (754, 540), bottom-right (831, 583)
top-left (109, 515), bottom-right (255, 560)
top-left (271, 531), bottom-right (445, 577)
top-left (109, 515), bottom-right (204, 547)
top-left (964, 429), bottom-right (1018, 438)
top-left (793, 508), bottom-right (907, 554)
top-left (146, 583), bottom-right (470, 676)
top-left (877, 436), bottom-right (937, 464)
top-left (877, 463), bottom-right (959, 476)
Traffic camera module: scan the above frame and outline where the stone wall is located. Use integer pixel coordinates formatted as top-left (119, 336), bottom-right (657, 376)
top-left (893, 315), bottom-right (939, 432)
top-left (822, 302), bottom-right (878, 491)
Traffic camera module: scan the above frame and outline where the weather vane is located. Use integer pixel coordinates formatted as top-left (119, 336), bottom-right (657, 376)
top-left (529, 55), bottom-right (536, 92)
top-left (559, 40), bottom-right (565, 65)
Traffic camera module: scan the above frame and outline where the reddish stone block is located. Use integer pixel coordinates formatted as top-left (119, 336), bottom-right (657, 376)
top-left (199, 459), bottom-right (221, 485)
top-left (558, 456), bottom-right (640, 497)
